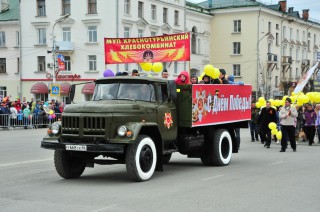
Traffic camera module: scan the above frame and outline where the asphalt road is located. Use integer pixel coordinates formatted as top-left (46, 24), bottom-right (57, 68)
top-left (1, 128), bottom-right (320, 212)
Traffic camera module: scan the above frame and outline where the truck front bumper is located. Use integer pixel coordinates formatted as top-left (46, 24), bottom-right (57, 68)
top-left (41, 138), bottom-right (125, 154)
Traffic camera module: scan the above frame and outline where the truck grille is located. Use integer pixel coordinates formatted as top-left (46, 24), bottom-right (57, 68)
top-left (83, 117), bottom-right (106, 135)
top-left (62, 116), bottom-right (106, 136)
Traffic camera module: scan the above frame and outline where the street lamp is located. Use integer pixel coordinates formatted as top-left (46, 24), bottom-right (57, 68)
top-left (256, 32), bottom-right (270, 98)
top-left (52, 14), bottom-right (70, 84)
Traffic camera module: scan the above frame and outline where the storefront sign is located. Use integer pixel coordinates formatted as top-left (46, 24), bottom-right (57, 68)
top-left (46, 69), bottom-right (81, 81)
top-left (191, 85), bottom-right (252, 127)
top-left (104, 33), bottom-right (190, 64)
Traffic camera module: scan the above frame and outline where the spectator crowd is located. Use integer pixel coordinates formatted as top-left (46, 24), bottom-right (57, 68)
top-left (0, 96), bottom-right (64, 129)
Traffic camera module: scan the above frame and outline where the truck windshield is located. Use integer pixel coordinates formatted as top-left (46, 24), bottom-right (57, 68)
top-left (93, 83), bottom-right (155, 102)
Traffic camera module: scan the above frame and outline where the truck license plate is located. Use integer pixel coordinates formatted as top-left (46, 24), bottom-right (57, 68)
top-left (65, 145), bottom-right (87, 151)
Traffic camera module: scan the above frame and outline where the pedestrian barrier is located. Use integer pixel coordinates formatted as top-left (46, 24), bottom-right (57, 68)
top-left (0, 113), bottom-right (62, 130)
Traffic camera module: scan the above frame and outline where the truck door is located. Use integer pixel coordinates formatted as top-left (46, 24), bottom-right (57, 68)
top-left (156, 83), bottom-right (177, 142)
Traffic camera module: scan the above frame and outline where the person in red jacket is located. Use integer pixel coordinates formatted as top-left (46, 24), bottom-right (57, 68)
top-left (175, 71), bottom-right (191, 85)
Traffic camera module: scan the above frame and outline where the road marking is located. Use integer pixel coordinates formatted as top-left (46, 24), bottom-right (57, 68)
top-left (0, 158), bottom-right (52, 168)
top-left (91, 204), bottom-right (118, 212)
top-left (202, 175), bottom-right (224, 181)
top-left (270, 161), bottom-right (284, 165)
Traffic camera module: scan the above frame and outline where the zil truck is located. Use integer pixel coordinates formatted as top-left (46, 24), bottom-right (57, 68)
top-left (41, 76), bottom-right (252, 181)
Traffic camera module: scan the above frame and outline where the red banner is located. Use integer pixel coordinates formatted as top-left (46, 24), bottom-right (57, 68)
top-left (104, 33), bottom-right (190, 64)
top-left (192, 84), bottom-right (252, 127)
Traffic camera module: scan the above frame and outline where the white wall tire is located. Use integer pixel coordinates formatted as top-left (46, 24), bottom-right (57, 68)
top-left (126, 135), bottom-right (157, 182)
top-left (217, 130), bottom-right (233, 165)
top-left (201, 129), bottom-right (233, 166)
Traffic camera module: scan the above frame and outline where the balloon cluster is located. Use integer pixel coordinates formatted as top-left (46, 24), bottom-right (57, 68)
top-left (255, 91), bottom-right (320, 109)
top-left (139, 62), bottom-right (163, 73)
top-left (48, 110), bottom-right (56, 120)
top-left (196, 65), bottom-right (220, 81)
top-left (204, 64), bottom-right (220, 79)
top-left (268, 122), bottom-right (282, 140)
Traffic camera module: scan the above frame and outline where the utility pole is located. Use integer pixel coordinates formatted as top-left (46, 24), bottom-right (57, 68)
top-left (51, 14), bottom-right (70, 84)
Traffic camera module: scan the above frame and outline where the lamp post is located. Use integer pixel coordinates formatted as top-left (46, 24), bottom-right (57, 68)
top-left (256, 32), bottom-right (270, 98)
top-left (52, 14), bottom-right (70, 84)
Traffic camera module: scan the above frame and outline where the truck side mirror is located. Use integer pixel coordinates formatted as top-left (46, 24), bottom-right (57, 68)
top-left (69, 84), bottom-right (76, 102)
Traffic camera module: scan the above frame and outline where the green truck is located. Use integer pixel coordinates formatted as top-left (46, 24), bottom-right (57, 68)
top-left (41, 76), bottom-right (252, 181)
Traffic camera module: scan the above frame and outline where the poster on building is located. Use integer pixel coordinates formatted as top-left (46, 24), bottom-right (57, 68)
top-left (104, 33), bottom-right (190, 64)
top-left (191, 85), bottom-right (252, 127)
top-left (57, 54), bottom-right (65, 71)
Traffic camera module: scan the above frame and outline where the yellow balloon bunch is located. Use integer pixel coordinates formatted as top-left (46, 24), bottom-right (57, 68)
top-left (204, 64), bottom-right (220, 79)
top-left (268, 122), bottom-right (277, 130)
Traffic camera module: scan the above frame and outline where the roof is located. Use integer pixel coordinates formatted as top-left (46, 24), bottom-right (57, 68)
top-left (0, 0), bottom-right (19, 22)
top-left (187, 0), bottom-right (320, 26)
top-left (197, 0), bottom-right (260, 10)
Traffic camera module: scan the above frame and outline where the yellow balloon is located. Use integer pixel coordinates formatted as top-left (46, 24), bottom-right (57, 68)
top-left (302, 95), bottom-right (309, 104)
top-left (271, 128), bottom-right (278, 135)
top-left (141, 63), bottom-right (152, 71)
top-left (314, 95), bottom-right (320, 103)
top-left (276, 131), bottom-right (282, 140)
top-left (290, 96), bottom-right (297, 103)
top-left (268, 122), bottom-right (277, 130)
top-left (204, 64), bottom-right (214, 77)
top-left (256, 102), bottom-right (261, 108)
top-left (152, 62), bottom-right (163, 73)
top-left (258, 97), bottom-right (265, 103)
top-left (291, 92), bottom-right (296, 96)
top-left (49, 110), bottom-right (54, 115)
top-left (212, 68), bottom-right (220, 79)
top-left (269, 99), bottom-right (275, 106)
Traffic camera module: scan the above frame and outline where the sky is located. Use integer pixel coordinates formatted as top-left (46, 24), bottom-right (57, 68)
top-left (188, 0), bottom-right (320, 21)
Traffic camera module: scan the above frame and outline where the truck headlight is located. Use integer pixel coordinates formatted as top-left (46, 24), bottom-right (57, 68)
top-left (51, 124), bottom-right (60, 135)
top-left (117, 126), bottom-right (127, 137)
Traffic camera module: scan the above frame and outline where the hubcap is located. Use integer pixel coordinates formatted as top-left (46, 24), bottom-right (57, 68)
top-left (139, 145), bottom-right (153, 172)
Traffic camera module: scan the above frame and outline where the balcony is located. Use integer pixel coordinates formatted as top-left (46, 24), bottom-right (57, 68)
top-left (267, 53), bottom-right (278, 63)
top-left (54, 41), bottom-right (75, 53)
top-left (301, 59), bottom-right (310, 67)
top-left (282, 56), bottom-right (292, 65)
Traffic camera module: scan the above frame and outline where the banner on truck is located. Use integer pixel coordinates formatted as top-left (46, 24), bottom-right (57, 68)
top-left (191, 85), bottom-right (252, 127)
top-left (104, 33), bottom-right (190, 64)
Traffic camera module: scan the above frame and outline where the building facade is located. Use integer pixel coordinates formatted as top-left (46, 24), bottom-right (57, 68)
top-left (0, 0), bottom-right (20, 100)
top-left (189, 0), bottom-right (320, 99)
top-left (19, 0), bottom-right (197, 102)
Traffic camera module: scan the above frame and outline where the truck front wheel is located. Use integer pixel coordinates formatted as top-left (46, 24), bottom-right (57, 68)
top-left (201, 129), bottom-right (232, 166)
top-left (54, 150), bottom-right (86, 179)
top-left (126, 135), bottom-right (157, 182)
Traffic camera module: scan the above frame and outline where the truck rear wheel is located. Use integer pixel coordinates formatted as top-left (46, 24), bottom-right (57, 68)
top-left (201, 129), bottom-right (232, 166)
top-left (54, 150), bottom-right (86, 179)
top-left (126, 135), bottom-right (157, 182)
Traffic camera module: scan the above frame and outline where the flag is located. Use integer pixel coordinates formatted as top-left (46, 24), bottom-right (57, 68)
top-left (294, 62), bottom-right (319, 94)
top-left (57, 54), bottom-right (65, 71)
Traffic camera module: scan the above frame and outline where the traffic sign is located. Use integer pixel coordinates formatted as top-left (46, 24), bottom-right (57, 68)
top-left (50, 84), bottom-right (60, 96)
